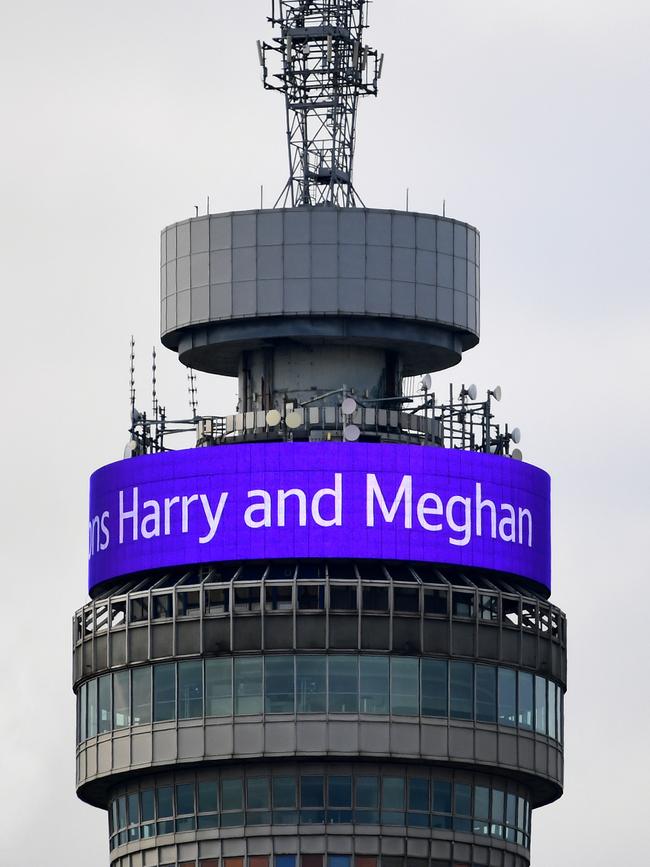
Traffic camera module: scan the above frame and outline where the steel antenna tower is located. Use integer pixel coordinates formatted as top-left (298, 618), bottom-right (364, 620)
top-left (259, 0), bottom-right (383, 207)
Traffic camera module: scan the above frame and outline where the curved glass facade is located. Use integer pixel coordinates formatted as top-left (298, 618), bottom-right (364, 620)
top-left (77, 654), bottom-right (563, 745)
top-left (108, 767), bottom-right (531, 852)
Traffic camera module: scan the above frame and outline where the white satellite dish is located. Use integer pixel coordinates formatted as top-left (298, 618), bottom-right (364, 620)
top-left (344, 424), bottom-right (361, 442)
top-left (123, 440), bottom-right (137, 459)
top-left (341, 397), bottom-right (357, 416)
top-left (266, 409), bottom-right (281, 427)
top-left (491, 385), bottom-right (502, 402)
top-left (421, 373), bottom-right (432, 391)
top-left (285, 410), bottom-right (303, 430)
top-left (466, 383), bottom-right (478, 401)
top-left (511, 427), bottom-right (522, 444)
top-left (511, 448), bottom-right (523, 461)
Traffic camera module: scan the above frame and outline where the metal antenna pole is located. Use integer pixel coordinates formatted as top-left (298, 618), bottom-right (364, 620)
top-left (259, 0), bottom-right (383, 208)
top-left (129, 336), bottom-right (136, 433)
top-left (188, 368), bottom-right (199, 420)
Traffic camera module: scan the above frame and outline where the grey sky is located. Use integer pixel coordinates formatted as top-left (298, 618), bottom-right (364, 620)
top-left (0, 0), bottom-right (648, 863)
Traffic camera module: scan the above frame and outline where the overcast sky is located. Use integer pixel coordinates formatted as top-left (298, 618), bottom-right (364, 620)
top-left (0, 1), bottom-right (648, 864)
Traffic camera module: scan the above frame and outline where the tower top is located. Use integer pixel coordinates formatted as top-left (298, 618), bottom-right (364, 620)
top-left (259, 0), bottom-right (383, 208)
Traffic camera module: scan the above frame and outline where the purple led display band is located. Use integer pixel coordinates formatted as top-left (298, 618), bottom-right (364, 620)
top-left (88, 442), bottom-right (551, 592)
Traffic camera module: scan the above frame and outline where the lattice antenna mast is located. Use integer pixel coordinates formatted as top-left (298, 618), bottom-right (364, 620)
top-left (129, 336), bottom-right (136, 432)
top-left (259, 0), bottom-right (383, 208)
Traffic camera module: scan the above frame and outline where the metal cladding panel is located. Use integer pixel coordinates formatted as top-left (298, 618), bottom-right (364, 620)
top-left (160, 208), bottom-right (480, 344)
top-left (87, 442), bottom-right (550, 593)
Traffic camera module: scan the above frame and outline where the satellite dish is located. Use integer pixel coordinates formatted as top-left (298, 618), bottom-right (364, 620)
top-left (341, 397), bottom-right (357, 416)
top-left (344, 424), bottom-right (361, 442)
top-left (491, 386), bottom-right (502, 402)
top-left (511, 448), bottom-right (523, 461)
top-left (466, 383), bottom-right (478, 401)
top-left (123, 440), bottom-right (137, 459)
top-left (266, 409), bottom-right (281, 427)
top-left (285, 410), bottom-right (303, 430)
top-left (130, 408), bottom-right (142, 425)
top-left (511, 427), bottom-right (522, 444)
top-left (421, 373), bottom-right (432, 391)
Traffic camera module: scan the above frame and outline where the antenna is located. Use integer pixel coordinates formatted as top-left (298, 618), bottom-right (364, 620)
top-left (152, 347), bottom-right (158, 420)
top-left (259, 0), bottom-right (382, 208)
top-left (129, 336), bottom-right (136, 429)
top-left (188, 368), bottom-right (199, 420)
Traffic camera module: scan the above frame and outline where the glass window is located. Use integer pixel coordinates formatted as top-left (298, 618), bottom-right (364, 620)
top-left (198, 781), bottom-right (218, 813)
top-left (382, 776), bottom-right (405, 824)
top-left (474, 786), bottom-right (490, 821)
top-left (421, 658), bottom-right (448, 717)
top-left (276, 858), bottom-right (296, 867)
top-left (178, 590), bottom-right (200, 617)
top-left (273, 776), bottom-right (297, 807)
top-left (98, 674), bottom-right (112, 734)
top-left (234, 657), bottom-right (263, 715)
top-left (141, 788), bottom-right (155, 822)
top-left (117, 795), bottom-right (127, 829)
top-left (205, 586), bottom-right (229, 614)
top-left (432, 780), bottom-right (452, 813)
top-left (221, 778), bottom-right (244, 827)
top-left (498, 668), bottom-right (516, 727)
top-left (157, 785), bottom-right (174, 817)
top-left (132, 667), bottom-right (151, 725)
top-left (301, 775), bottom-right (324, 807)
top-left (450, 662), bottom-right (473, 720)
top-left (518, 672), bottom-right (534, 729)
top-left (360, 656), bottom-right (389, 714)
top-left (408, 778), bottom-right (429, 811)
top-left (506, 792), bottom-right (517, 842)
top-left (222, 778), bottom-right (244, 810)
top-left (127, 793), bottom-right (139, 825)
top-left (535, 675), bottom-right (547, 734)
top-left (297, 655), bottom-right (326, 713)
top-left (491, 788), bottom-right (504, 837)
top-left (247, 777), bottom-right (270, 809)
top-left (113, 670), bottom-right (130, 728)
top-left (382, 776), bottom-right (405, 809)
top-left (266, 584), bottom-right (293, 611)
top-left (474, 785), bottom-right (490, 835)
top-left (391, 657), bottom-right (419, 715)
top-left (79, 682), bottom-right (87, 742)
top-left (548, 680), bottom-right (557, 740)
top-left (234, 586), bottom-right (260, 612)
top-left (452, 591), bottom-right (474, 618)
top-left (476, 666), bottom-right (497, 723)
top-left (362, 586), bottom-right (389, 612)
top-left (330, 584), bottom-right (357, 610)
top-left (298, 584), bottom-right (324, 610)
top-left (153, 663), bottom-right (176, 722)
top-left (329, 656), bottom-right (358, 712)
top-left (328, 776), bottom-right (352, 821)
top-left (205, 658), bottom-right (232, 717)
top-left (454, 782), bottom-right (472, 833)
top-left (265, 656), bottom-right (295, 713)
top-left (178, 660), bottom-right (203, 719)
top-left (355, 775), bottom-right (379, 824)
top-left (176, 783), bottom-right (195, 815)
top-left (356, 776), bottom-right (379, 807)
top-left (328, 858), bottom-right (350, 867)
top-left (329, 775), bottom-right (352, 807)
top-left (424, 588), bottom-right (448, 615)
top-left (479, 594), bottom-right (498, 621)
top-left (394, 586), bottom-right (419, 613)
top-left (152, 593), bottom-right (173, 619)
